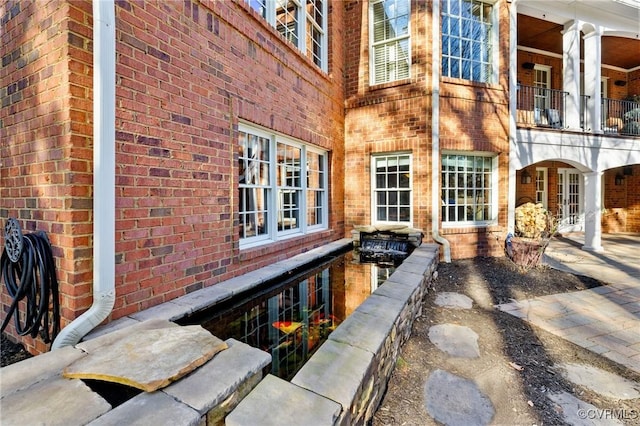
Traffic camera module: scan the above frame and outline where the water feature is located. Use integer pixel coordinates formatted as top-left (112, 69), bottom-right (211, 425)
top-left (181, 251), bottom-right (394, 380)
top-left (359, 231), bottom-right (413, 263)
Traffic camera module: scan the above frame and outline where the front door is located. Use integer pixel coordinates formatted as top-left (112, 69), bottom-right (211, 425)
top-left (556, 169), bottom-right (584, 232)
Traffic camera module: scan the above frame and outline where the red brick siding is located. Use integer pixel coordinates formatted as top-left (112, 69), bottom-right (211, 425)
top-left (344, 0), bottom-right (432, 239)
top-left (602, 166), bottom-right (640, 233)
top-left (1, 0), bottom-right (345, 353)
top-left (1, 0), bottom-right (93, 354)
top-left (344, 1), bottom-right (511, 260)
top-left (111, 0), bottom-right (345, 321)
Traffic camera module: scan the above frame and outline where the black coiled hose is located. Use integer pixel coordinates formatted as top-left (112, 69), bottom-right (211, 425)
top-left (1, 220), bottom-right (60, 344)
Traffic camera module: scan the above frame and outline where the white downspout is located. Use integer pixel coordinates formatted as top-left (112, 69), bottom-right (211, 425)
top-left (53, 0), bottom-right (116, 349)
top-left (431, 0), bottom-right (451, 262)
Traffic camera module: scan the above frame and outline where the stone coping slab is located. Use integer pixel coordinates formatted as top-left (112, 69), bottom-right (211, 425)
top-left (226, 374), bottom-right (341, 426)
top-left (164, 338), bottom-right (271, 412)
top-left (2, 375), bottom-right (112, 426)
top-left (1, 345), bottom-right (86, 397)
top-left (87, 391), bottom-right (202, 426)
top-left (327, 310), bottom-right (394, 355)
top-left (292, 339), bottom-right (374, 409)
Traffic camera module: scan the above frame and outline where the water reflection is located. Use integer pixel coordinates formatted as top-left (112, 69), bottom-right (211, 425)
top-left (200, 251), bottom-right (394, 380)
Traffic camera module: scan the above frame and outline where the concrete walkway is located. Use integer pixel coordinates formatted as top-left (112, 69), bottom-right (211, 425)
top-left (499, 233), bottom-right (640, 374)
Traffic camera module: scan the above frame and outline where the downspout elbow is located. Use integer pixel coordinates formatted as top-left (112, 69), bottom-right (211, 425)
top-left (51, 291), bottom-right (115, 349)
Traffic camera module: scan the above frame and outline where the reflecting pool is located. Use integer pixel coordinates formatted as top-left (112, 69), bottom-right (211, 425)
top-left (197, 251), bottom-right (394, 380)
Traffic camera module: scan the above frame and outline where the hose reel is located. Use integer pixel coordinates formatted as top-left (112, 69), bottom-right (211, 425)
top-left (1, 218), bottom-right (60, 345)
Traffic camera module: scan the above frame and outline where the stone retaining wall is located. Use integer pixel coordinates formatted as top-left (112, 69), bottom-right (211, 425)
top-left (227, 244), bottom-right (440, 425)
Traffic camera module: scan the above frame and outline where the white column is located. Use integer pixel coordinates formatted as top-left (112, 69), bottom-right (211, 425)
top-left (562, 20), bottom-right (582, 130)
top-left (507, 0), bottom-right (518, 235)
top-left (582, 171), bottom-right (603, 252)
top-left (583, 28), bottom-right (602, 133)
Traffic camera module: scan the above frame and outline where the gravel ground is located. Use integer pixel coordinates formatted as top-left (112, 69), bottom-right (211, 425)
top-left (374, 256), bottom-right (640, 425)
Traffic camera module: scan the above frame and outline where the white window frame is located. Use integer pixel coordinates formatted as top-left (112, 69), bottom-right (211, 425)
top-left (535, 167), bottom-right (548, 209)
top-left (245, 0), bottom-right (328, 72)
top-left (369, 0), bottom-right (411, 85)
top-left (371, 152), bottom-right (413, 226)
top-left (441, 0), bottom-right (498, 84)
top-left (238, 122), bottom-right (328, 249)
top-left (441, 152), bottom-right (498, 227)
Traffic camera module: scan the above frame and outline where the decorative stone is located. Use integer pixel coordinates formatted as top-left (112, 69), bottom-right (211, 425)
top-left (424, 369), bottom-right (494, 426)
top-left (428, 324), bottom-right (480, 358)
top-left (435, 292), bottom-right (474, 309)
top-left (64, 324), bottom-right (228, 392)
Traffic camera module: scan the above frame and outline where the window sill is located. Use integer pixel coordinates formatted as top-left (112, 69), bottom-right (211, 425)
top-left (369, 78), bottom-right (413, 91)
top-left (441, 77), bottom-right (502, 90)
top-left (441, 222), bottom-right (500, 233)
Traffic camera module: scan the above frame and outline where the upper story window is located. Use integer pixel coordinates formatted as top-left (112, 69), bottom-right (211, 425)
top-left (238, 123), bottom-right (328, 248)
top-left (442, 0), bottom-right (496, 83)
top-left (245, 0), bottom-right (327, 71)
top-left (370, 0), bottom-right (411, 85)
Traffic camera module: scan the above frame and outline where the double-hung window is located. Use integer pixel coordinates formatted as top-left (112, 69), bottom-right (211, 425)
top-left (239, 124), bottom-right (328, 248)
top-left (245, 0), bottom-right (328, 71)
top-left (441, 0), bottom-right (496, 83)
top-left (372, 153), bottom-right (412, 225)
top-left (370, 0), bottom-right (411, 85)
top-left (441, 153), bottom-right (497, 226)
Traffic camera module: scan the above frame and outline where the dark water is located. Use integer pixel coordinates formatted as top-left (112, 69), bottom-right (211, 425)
top-left (197, 251), bottom-right (394, 380)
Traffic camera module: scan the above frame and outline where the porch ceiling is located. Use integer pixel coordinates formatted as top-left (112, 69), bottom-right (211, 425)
top-left (518, 14), bottom-right (640, 70)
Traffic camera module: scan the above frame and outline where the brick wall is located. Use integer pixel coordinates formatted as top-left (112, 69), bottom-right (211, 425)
top-left (1, 0), bottom-right (345, 353)
top-left (1, 0), bottom-right (94, 354)
top-left (343, 0), bottom-right (432, 238)
top-left (344, 1), bottom-right (510, 260)
top-left (603, 165), bottom-right (640, 233)
top-left (111, 0), bottom-right (345, 320)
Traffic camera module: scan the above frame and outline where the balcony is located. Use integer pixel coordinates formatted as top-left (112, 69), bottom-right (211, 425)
top-left (516, 85), bottom-right (640, 138)
top-left (602, 98), bottom-right (640, 136)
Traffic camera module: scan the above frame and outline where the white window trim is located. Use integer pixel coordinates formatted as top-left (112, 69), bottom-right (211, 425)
top-left (369, 0), bottom-right (412, 86)
top-left (371, 152), bottom-right (413, 227)
top-left (238, 122), bottom-right (328, 249)
top-left (441, 151), bottom-right (498, 228)
top-left (442, 0), bottom-right (498, 84)
top-left (246, 0), bottom-right (328, 72)
top-left (536, 167), bottom-right (548, 209)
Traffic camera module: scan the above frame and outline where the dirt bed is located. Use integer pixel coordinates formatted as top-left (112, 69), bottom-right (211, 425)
top-left (374, 256), bottom-right (640, 426)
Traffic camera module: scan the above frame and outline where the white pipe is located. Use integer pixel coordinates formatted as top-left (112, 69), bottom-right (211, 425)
top-left (430, 0), bottom-right (451, 263)
top-left (53, 0), bottom-right (116, 349)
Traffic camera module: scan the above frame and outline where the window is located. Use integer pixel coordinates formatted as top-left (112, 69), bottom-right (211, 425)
top-left (372, 154), bottom-right (412, 224)
top-left (370, 0), bottom-right (411, 85)
top-left (245, 0), bottom-right (327, 71)
top-left (239, 123), bottom-right (328, 247)
top-left (441, 0), bottom-right (495, 83)
top-left (536, 168), bottom-right (548, 208)
top-left (534, 65), bottom-right (551, 111)
top-left (441, 153), bottom-right (497, 225)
